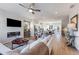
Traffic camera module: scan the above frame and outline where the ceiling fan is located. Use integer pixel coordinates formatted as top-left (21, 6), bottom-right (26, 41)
top-left (19, 3), bottom-right (41, 14)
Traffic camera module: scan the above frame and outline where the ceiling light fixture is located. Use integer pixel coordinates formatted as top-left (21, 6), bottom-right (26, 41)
top-left (29, 9), bottom-right (33, 12)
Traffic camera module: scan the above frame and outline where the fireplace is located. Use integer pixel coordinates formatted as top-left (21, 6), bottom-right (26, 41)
top-left (7, 32), bottom-right (20, 38)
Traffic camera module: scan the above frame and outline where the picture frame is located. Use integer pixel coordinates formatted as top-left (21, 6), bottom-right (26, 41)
top-left (71, 14), bottom-right (78, 31)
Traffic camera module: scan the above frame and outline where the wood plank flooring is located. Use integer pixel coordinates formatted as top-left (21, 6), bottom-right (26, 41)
top-left (51, 36), bottom-right (79, 55)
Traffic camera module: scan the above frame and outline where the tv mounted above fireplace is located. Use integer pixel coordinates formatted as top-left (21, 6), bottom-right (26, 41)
top-left (7, 18), bottom-right (21, 27)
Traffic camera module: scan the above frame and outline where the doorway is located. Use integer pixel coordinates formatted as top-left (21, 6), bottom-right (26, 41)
top-left (24, 21), bottom-right (30, 38)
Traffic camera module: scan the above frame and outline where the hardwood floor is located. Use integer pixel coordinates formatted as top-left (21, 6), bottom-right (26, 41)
top-left (50, 35), bottom-right (79, 55)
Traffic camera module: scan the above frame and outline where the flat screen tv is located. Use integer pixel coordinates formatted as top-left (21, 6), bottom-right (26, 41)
top-left (7, 18), bottom-right (21, 27)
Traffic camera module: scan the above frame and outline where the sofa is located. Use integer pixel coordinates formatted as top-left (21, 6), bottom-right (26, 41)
top-left (0, 35), bottom-right (52, 55)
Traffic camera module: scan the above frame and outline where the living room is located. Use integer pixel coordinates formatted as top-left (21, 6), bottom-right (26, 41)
top-left (0, 3), bottom-right (79, 55)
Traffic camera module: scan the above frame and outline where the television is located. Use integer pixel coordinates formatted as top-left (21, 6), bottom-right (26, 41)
top-left (7, 18), bottom-right (21, 27)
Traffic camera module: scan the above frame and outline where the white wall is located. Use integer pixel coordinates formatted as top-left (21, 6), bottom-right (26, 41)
top-left (30, 21), bottom-right (34, 36)
top-left (62, 16), bottom-right (69, 28)
top-left (0, 9), bottom-right (25, 44)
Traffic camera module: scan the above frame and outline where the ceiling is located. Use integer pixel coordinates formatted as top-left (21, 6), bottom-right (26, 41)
top-left (0, 3), bottom-right (78, 21)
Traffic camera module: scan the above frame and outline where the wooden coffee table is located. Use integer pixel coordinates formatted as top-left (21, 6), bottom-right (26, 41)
top-left (12, 38), bottom-right (28, 50)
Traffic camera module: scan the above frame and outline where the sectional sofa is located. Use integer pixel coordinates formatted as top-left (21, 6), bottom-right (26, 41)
top-left (0, 35), bottom-right (53, 55)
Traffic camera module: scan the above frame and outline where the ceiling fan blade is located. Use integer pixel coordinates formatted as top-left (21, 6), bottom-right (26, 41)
top-left (19, 3), bottom-right (27, 8)
top-left (29, 3), bottom-right (41, 12)
top-left (30, 8), bottom-right (40, 12)
top-left (19, 3), bottom-right (40, 14)
top-left (34, 9), bottom-right (41, 12)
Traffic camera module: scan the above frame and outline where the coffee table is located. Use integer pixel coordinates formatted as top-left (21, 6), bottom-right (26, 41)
top-left (12, 38), bottom-right (28, 50)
